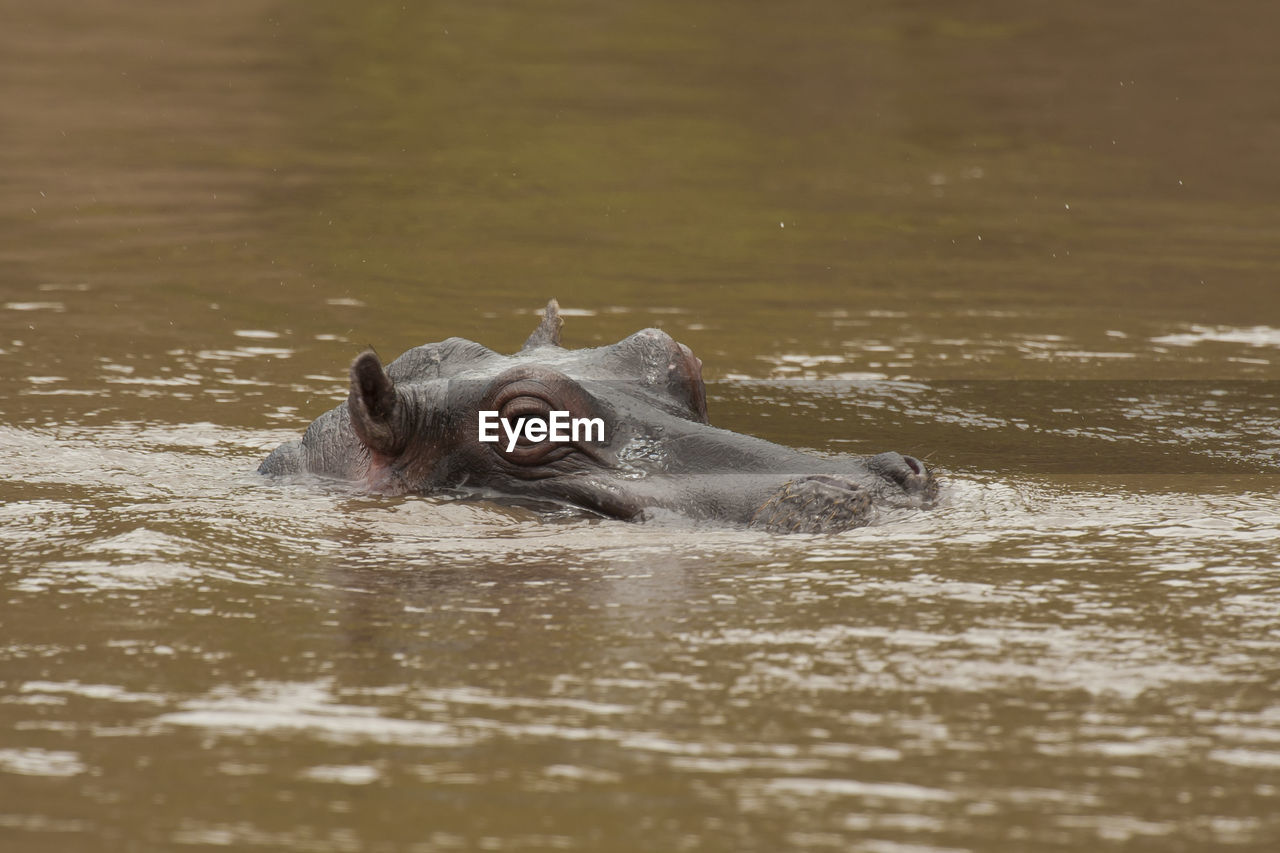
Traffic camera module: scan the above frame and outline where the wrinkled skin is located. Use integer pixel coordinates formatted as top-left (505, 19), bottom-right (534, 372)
top-left (259, 301), bottom-right (938, 533)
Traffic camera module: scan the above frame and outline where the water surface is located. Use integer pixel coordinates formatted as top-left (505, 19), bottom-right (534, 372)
top-left (3, 1), bottom-right (1280, 850)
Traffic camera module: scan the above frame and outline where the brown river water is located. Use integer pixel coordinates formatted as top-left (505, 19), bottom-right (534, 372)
top-left (3, 1), bottom-right (1279, 851)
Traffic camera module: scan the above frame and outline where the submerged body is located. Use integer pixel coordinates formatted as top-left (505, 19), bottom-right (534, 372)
top-left (259, 301), bottom-right (937, 532)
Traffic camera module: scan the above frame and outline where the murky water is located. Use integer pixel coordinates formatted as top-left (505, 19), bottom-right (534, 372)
top-left (3, 1), bottom-right (1279, 850)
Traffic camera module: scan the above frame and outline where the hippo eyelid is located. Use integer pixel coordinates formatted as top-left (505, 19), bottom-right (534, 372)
top-left (480, 365), bottom-right (601, 411)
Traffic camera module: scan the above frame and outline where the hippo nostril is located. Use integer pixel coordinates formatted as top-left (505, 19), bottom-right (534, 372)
top-left (868, 451), bottom-right (930, 494)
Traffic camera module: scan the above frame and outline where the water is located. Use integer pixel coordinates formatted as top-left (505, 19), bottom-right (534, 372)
top-left (3, 1), bottom-right (1280, 850)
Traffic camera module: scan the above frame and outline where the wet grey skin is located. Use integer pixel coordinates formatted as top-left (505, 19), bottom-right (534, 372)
top-left (259, 301), bottom-right (938, 533)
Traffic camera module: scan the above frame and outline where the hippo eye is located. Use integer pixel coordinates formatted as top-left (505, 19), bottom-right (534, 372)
top-left (491, 385), bottom-right (575, 467)
top-left (480, 367), bottom-right (614, 470)
top-left (499, 395), bottom-right (552, 444)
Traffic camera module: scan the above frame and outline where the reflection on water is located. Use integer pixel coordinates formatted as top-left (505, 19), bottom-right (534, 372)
top-left (4, 0), bottom-right (1280, 850)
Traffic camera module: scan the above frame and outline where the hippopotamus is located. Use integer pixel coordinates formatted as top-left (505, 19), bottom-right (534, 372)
top-left (259, 301), bottom-right (937, 533)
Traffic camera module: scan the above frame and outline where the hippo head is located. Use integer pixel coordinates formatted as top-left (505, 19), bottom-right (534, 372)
top-left (260, 301), bottom-right (937, 533)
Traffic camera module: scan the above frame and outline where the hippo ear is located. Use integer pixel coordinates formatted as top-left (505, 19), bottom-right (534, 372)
top-left (348, 351), bottom-right (405, 457)
top-left (520, 299), bottom-right (563, 351)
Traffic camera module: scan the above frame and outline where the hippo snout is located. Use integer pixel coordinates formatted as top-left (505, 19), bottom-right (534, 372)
top-left (869, 451), bottom-right (935, 499)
